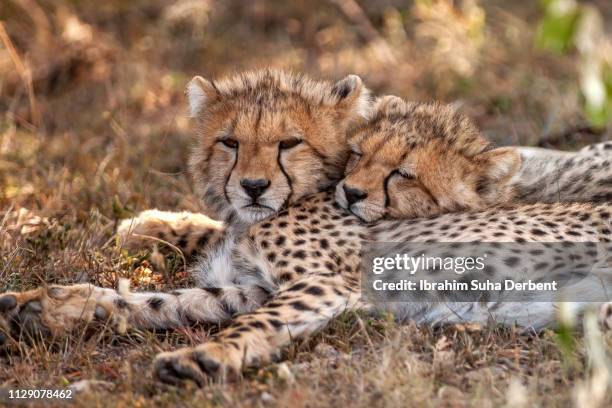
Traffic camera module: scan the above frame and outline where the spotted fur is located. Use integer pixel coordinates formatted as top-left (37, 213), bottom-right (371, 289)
top-left (2, 192), bottom-right (610, 385)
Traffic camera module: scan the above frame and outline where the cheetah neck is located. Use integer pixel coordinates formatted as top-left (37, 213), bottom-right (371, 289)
top-left (507, 145), bottom-right (610, 204)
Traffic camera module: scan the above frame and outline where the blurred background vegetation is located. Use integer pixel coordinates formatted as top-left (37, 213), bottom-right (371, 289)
top-left (0, 0), bottom-right (610, 222)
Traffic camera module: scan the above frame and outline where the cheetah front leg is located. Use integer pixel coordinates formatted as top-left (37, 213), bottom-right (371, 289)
top-left (0, 281), bottom-right (270, 347)
top-left (153, 274), bottom-right (361, 385)
top-left (117, 210), bottom-right (226, 258)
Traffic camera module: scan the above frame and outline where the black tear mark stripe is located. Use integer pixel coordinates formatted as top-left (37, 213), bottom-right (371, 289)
top-left (222, 117), bottom-right (240, 204)
top-left (383, 170), bottom-right (439, 208)
top-left (277, 146), bottom-right (294, 208)
top-left (383, 171), bottom-right (398, 208)
top-left (222, 144), bottom-right (239, 204)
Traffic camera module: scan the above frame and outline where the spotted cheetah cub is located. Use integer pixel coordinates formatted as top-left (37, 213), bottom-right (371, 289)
top-left (336, 95), bottom-right (612, 222)
top-left (117, 67), bottom-right (371, 258)
top-left (0, 68), bottom-right (373, 343)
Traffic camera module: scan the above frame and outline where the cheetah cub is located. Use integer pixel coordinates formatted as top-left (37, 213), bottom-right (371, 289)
top-left (336, 95), bottom-right (612, 222)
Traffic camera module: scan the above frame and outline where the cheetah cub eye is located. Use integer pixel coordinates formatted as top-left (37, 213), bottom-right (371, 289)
top-left (279, 138), bottom-right (302, 149)
top-left (220, 138), bottom-right (239, 149)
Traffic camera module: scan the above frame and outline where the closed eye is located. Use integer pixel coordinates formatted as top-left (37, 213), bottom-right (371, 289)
top-left (396, 170), bottom-right (415, 180)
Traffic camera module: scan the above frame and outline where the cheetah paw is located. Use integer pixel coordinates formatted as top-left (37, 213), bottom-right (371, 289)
top-left (154, 343), bottom-right (240, 386)
top-left (0, 285), bottom-right (129, 347)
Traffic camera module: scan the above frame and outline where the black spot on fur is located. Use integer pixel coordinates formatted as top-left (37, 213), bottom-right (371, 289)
top-left (293, 250), bottom-right (307, 259)
top-left (147, 297), bottom-right (165, 311)
top-left (268, 319), bottom-right (284, 330)
top-left (203, 287), bottom-right (223, 297)
top-left (279, 272), bottom-right (294, 282)
top-left (504, 257), bottom-right (520, 267)
top-left (291, 301), bottom-right (312, 311)
top-left (288, 282), bottom-right (308, 291)
top-left (305, 286), bottom-right (324, 296)
top-left (197, 234), bottom-right (209, 247)
top-left (249, 321), bottom-right (266, 330)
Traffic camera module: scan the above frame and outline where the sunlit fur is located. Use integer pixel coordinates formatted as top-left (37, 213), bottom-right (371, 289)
top-left (336, 96), bottom-right (520, 222)
top-left (188, 69), bottom-right (371, 227)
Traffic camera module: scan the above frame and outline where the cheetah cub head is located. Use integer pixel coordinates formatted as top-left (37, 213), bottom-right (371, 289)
top-left (336, 96), bottom-right (521, 222)
top-left (187, 69), bottom-right (371, 226)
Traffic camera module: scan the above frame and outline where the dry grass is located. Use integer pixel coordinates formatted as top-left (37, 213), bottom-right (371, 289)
top-left (0, 0), bottom-right (611, 406)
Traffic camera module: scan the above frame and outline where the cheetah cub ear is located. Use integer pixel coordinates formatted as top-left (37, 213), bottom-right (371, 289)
top-left (474, 147), bottom-right (522, 198)
top-left (186, 76), bottom-right (219, 118)
top-left (329, 74), bottom-right (373, 120)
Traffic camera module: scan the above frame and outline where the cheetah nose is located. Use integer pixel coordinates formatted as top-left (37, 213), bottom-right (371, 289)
top-left (343, 185), bottom-right (368, 205)
top-left (241, 178), bottom-right (271, 200)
